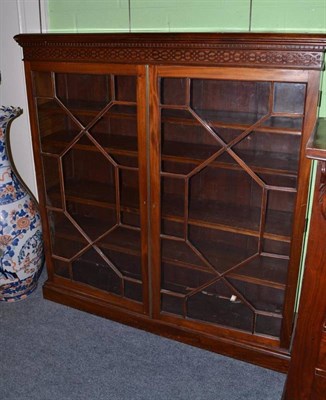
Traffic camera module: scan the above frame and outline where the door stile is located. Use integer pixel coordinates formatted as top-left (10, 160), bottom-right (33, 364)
top-left (137, 65), bottom-right (150, 315)
top-left (280, 69), bottom-right (322, 348)
top-left (148, 66), bottom-right (162, 319)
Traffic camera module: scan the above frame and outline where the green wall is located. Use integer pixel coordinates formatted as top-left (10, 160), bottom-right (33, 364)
top-left (48, 0), bottom-right (326, 116)
top-left (48, 0), bottom-right (326, 33)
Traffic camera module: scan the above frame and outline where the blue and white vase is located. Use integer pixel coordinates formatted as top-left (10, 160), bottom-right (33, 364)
top-left (0, 106), bottom-right (44, 301)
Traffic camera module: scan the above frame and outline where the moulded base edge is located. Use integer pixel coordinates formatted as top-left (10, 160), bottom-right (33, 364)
top-left (42, 280), bottom-right (290, 373)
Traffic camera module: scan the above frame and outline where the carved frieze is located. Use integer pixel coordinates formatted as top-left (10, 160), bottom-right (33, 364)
top-left (21, 46), bottom-right (324, 69)
top-left (15, 34), bottom-right (326, 69)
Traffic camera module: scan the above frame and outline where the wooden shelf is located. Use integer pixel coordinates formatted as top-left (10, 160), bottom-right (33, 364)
top-left (41, 131), bottom-right (138, 157)
top-left (185, 291), bottom-right (282, 334)
top-left (48, 179), bottom-right (139, 213)
top-left (162, 108), bottom-right (303, 135)
top-left (47, 177), bottom-right (293, 243)
top-left (162, 140), bottom-right (299, 177)
top-left (52, 219), bottom-right (141, 258)
top-left (38, 100), bottom-right (137, 118)
top-left (74, 248), bottom-right (142, 282)
top-left (41, 130), bottom-right (298, 178)
top-left (161, 238), bottom-right (288, 290)
top-left (53, 212), bottom-right (287, 291)
top-left (227, 256), bottom-right (288, 289)
top-left (97, 225), bottom-right (141, 255)
top-left (38, 100), bottom-right (302, 135)
top-left (162, 193), bottom-right (293, 242)
top-left (161, 280), bottom-right (283, 337)
top-left (46, 178), bottom-right (292, 243)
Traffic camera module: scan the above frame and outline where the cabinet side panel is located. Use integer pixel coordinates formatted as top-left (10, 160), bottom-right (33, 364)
top-left (23, 61), bottom-right (55, 281)
top-left (283, 160), bottom-right (326, 399)
top-left (280, 70), bottom-right (321, 347)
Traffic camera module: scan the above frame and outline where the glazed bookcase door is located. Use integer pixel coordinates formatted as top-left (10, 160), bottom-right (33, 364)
top-left (29, 64), bottom-right (148, 312)
top-left (150, 66), bottom-right (311, 347)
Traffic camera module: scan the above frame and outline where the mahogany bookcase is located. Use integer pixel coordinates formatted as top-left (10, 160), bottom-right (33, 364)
top-left (15, 33), bottom-right (326, 372)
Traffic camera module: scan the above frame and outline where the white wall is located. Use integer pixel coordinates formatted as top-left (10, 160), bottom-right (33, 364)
top-left (0, 0), bottom-right (46, 198)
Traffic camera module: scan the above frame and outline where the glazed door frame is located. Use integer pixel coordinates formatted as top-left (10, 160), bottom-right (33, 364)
top-left (22, 58), bottom-right (322, 350)
top-left (23, 61), bottom-right (149, 315)
top-left (149, 65), bottom-right (320, 349)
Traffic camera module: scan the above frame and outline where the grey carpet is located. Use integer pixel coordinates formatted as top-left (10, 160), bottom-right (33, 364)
top-left (0, 271), bottom-right (286, 400)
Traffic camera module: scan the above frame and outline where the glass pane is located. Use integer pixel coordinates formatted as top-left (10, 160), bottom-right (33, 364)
top-left (162, 261), bottom-right (215, 293)
top-left (66, 201), bottom-right (116, 241)
top-left (161, 78), bottom-right (188, 105)
top-left (125, 279), bottom-right (142, 302)
top-left (88, 104), bottom-right (138, 166)
top-left (161, 176), bottom-right (185, 219)
top-left (273, 83), bottom-right (306, 114)
top-left (161, 109), bottom-right (222, 174)
top-left (98, 226), bottom-right (141, 255)
top-left (72, 248), bottom-right (122, 295)
top-left (232, 131), bottom-right (301, 185)
top-left (228, 255), bottom-right (289, 287)
top-left (56, 73), bottom-right (112, 111)
top-left (188, 227), bottom-right (258, 274)
top-left (62, 138), bottom-right (117, 240)
top-left (162, 293), bottom-right (184, 316)
top-left (262, 116), bottom-right (303, 132)
top-left (265, 190), bottom-right (296, 238)
top-left (262, 239), bottom-right (291, 257)
top-left (161, 219), bottom-right (184, 238)
top-left (36, 98), bottom-right (82, 155)
top-left (115, 75), bottom-right (137, 102)
top-left (42, 155), bottom-right (62, 208)
top-left (120, 169), bottom-right (140, 211)
top-left (256, 314), bottom-right (282, 337)
top-left (121, 211), bottom-right (140, 228)
top-left (33, 71), bottom-right (54, 97)
top-left (191, 79), bottom-right (270, 118)
top-left (97, 226), bottom-right (142, 293)
top-left (187, 280), bottom-right (254, 331)
top-left (161, 238), bottom-right (207, 271)
top-left (228, 279), bottom-right (285, 314)
top-left (189, 166), bottom-right (263, 233)
top-left (48, 211), bottom-right (89, 259)
top-left (99, 249), bottom-right (142, 279)
top-left (53, 258), bottom-right (70, 279)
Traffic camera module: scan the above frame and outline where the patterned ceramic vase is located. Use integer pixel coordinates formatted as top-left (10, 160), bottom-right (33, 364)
top-left (0, 106), bottom-right (44, 301)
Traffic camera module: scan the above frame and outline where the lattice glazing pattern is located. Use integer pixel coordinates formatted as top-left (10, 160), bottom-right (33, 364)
top-left (34, 71), bottom-right (143, 302)
top-left (159, 77), bottom-right (306, 338)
